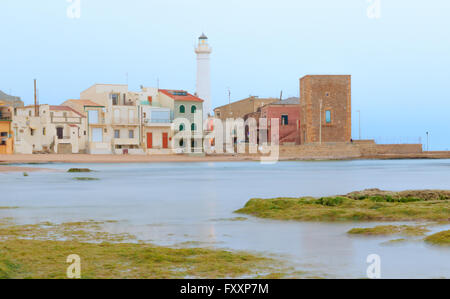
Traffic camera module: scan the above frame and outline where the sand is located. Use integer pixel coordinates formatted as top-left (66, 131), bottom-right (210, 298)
top-left (0, 165), bottom-right (57, 173)
top-left (0, 151), bottom-right (449, 167)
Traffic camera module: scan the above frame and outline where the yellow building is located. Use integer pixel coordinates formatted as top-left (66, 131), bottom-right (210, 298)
top-left (0, 103), bottom-right (14, 154)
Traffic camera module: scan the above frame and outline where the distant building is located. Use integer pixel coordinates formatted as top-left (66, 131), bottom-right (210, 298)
top-left (0, 90), bottom-right (23, 108)
top-left (0, 104), bottom-right (14, 154)
top-left (76, 84), bottom-right (203, 154)
top-left (299, 75), bottom-right (351, 144)
top-left (12, 104), bottom-right (87, 154)
top-left (214, 96), bottom-right (278, 121)
top-left (158, 89), bottom-right (203, 152)
top-left (79, 84), bottom-right (141, 154)
top-left (260, 97), bottom-right (301, 144)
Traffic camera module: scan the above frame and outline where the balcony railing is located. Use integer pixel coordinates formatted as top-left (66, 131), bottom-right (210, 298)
top-left (144, 118), bottom-right (172, 124)
top-left (112, 118), bottom-right (139, 125)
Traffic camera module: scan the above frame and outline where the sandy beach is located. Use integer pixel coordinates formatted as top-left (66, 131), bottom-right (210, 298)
top-left (1, 151), bottom-right (450, 166)
top-left (0, 154), bottom-right (266, 165)
top-left (0, 165), bottom-right (58, 173)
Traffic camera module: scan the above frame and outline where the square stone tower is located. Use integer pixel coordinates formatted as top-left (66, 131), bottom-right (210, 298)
top-left (299, 75), bottom-right (351, 144)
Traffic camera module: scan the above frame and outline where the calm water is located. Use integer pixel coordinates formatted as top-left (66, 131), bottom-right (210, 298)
top-left (1, 160), bottom-right (449, 278)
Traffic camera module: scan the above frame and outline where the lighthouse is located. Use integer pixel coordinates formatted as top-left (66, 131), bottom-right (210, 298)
top-left (195, 33), bottom-right (212, 120)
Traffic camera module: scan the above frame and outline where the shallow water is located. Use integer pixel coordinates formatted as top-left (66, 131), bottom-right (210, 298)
top-left (1, 159), bottom-right (449, 278)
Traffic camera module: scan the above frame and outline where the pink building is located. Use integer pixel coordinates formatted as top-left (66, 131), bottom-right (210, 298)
top-left (260, 97), bottom-right (300, 144)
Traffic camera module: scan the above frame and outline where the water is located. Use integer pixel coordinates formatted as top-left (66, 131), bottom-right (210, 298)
top-left (1, 159), bottom-right (449, 278)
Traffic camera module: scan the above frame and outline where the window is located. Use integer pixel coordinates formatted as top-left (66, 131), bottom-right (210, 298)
top-left (179, 105), bottom-right (185, 113)
top-left (129, 130), bottom-right (134, 139)
top-left (179, 124), bottom-right (185, 131)
top-left (191, 123), bottom-right (196, 131)
top-left (92, 128), bottom-right (102, 142)
top-left (179, 139), bottom-right (185, 147)
top-left (30, 129), bottom-right (35, 136)
top-left (191, 105), bottom-right (197, 113)
top-left (325, 110), bottom-right (331, 123)
top-left (325, 92), bottom-right (330, 97)
top-left (112, 94), bottom-right (119, 105)
top-left (84, 131), bottom-right (86, 136)
top-left (88, 110), bottom-right (99, 124)
top-left (114, 130), bottom-right (120, 138)
top-left (42, 127), bottom-right (46, 136)
top-left (281, 115), bottom-right (288, 126)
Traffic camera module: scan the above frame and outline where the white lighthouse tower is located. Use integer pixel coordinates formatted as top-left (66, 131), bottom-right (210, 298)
top-left (195, 33), bottom-right (212, 120)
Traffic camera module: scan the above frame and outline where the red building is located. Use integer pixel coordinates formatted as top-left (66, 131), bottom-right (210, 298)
top-left (260, 97), bottom-right (300, 144)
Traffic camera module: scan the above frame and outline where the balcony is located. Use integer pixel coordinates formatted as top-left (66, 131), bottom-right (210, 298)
top-left (112, 117), bottom-right (139, 125)
top-left (112, 138), bottom-right (139, 146)
top-left (144, 118), bottom-right (172, 126)
top-left (51, 116), bottom-right (82, 124)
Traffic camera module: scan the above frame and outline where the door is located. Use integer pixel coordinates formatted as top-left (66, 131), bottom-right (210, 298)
top-left (162, 132), bottom-right (168, 149)
top-left (56, 127), bottom-right (63, 140)
top-left (146, 133), bottom-right (152, 149)
top-left (92, 128), bottom-right (103, 142)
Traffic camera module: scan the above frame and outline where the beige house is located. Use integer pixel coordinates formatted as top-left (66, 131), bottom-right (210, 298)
top-left (12, 104), bottom-right (87, 154)
top-left (80, 84), bottom-right (142, 154)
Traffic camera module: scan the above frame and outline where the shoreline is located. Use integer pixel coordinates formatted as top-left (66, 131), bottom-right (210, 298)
top-left (0, 152), bottom-right (450, 165)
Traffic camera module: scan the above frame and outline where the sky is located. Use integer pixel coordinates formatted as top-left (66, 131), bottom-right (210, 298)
top-left (0, 0), bottom-right (449, 149)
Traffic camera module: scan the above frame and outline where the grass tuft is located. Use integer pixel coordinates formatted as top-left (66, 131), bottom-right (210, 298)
top-left (424, 230), bottom-right (450, 246)
top-left (235, 190), bottom-right (450, 222)
top-left (67, 168), bottom-right (92, 173)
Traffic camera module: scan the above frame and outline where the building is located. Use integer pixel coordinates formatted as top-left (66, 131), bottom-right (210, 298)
top-left (80, 84), bottom-right (142, 154)
top-left (0, 103), bottom-right (14, 154)
top-left (214, 96), bottom-right (278, 121)
top-left (195, 33), bottom-right (212, 120)
top-left (158, 89), bottom-right (203, 152)
top-left (260, 97), bottom-right (301, 144)
top-left (12, 104), bottom-right (87, 154)
top-left (0, 90), bottom-right (24, 108)
top-left (299, 75), bottom-right (351, 144)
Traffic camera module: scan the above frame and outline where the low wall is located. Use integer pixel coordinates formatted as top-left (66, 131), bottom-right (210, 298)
top-left (278, 142), bottom-right (423, 159)
top-left (358, 143), bottom-right (423, 156)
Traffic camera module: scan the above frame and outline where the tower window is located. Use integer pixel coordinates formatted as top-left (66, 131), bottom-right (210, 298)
top-left (179, 124), bottom-right (185, 131)
top-left (179, 105), bottom-right (185, 114)
top-left (325, 110), bottom-right (331, 123)
top-left (191, 105), bottom-right (197, 113)
top-left (191, 123), bottom-right (196, 131)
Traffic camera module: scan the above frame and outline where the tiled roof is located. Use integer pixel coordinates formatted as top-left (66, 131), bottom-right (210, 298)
top-left (50, 105), bottom-right (85, 118)
top-left (65, 99), bottom-right (104, 107)
top-left (269, 97), bottom-right (300, 105)
top-left (159, 89), bottom-right (204, 102)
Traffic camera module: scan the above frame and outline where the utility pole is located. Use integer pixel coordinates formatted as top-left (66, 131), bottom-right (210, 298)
top-left (279, 90), bottom-right (283, 101)
top-left (357, 110), bottom-right (361, 140)
top-left (426, 132), bottom-right (429, 151)
top-left (319, 99), bottom-right (322, 144)
top-left (34, 79), bottom-right (38, 117)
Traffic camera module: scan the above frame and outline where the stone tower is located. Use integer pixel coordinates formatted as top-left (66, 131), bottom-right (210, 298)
top-left (195, 33), bottom-right (212, 120)
top-left (299, 75), bottom-right (352, 144)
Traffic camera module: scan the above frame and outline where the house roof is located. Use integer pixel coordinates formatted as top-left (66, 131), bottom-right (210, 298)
top-left (159, 89), bottom-right (204, 103)
top-left (269, 97), bottom-right (300, 105)
top-left (64, 99), bottom-right (104, 107)
top-left (49, 105), bottom-right (85, 118)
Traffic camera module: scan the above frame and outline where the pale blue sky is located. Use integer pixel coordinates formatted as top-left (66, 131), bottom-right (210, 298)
top-left (1, 0), bottom-right (449, 149)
